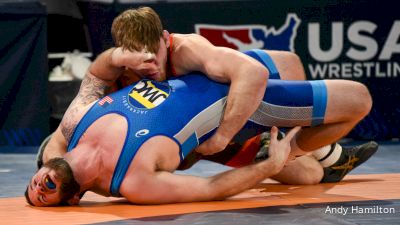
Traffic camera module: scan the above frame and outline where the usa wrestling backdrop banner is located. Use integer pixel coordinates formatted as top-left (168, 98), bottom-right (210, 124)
top-left (82, 0), bottom-right (400, 140)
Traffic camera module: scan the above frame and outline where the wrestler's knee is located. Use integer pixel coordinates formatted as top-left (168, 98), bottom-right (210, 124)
top-left (290, 157), bottom-right (323, 185)
top-left (305, 169), bottom-right (324, 184)
top-left (348, 81), bottom-right (373, 119)
top-left (273, 156), bottom-right (323, 185)
top-left (326, 80), bottom-right (372, 122)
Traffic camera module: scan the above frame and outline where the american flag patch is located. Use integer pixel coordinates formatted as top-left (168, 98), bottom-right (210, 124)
top-left (98, 96), bottom-right (113, 106)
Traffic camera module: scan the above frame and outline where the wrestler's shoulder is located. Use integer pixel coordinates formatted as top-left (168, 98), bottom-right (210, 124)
top-left (173, 33), bottom-right (202, 39)
top-left (173, 33), bottom-right (209, 47)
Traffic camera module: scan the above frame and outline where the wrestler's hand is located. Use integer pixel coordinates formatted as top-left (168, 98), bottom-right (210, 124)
top-left (267, 126), bottom-right (301, 169)
top-left (194, 132), bottom-right (231, 155)
top-left (112, 47), bottom-right (156, 69)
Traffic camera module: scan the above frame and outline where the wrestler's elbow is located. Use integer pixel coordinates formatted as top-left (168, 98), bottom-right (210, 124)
top-left (245, 64), bottom-right (268, 92)
top-left (204, 185), bottom-right (229, 201)
top-left (256, 65), bottom-right (269, 86)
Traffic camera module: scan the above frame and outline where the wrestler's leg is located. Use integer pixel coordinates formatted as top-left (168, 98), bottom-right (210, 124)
top-left (293, 80), bottom-right (372, 152)
top-left (259, 50), bottom-right (374, 154)
top-left (264, 50), bottom-right (306, 80)
top-left (192, 79), bottom-right (372, 184)
top-left (252, 50), bottom-right (371, 152)
top-left (244, 79), bottom-right (372, 159)
top-left (228, 51), bottom-right (377, 183)
top-left (251, 79), bottom-right (374, 184)
top-left (271, 155), bottom-right (323, 185)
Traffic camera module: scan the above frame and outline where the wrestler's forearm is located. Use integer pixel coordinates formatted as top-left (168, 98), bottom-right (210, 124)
top-left (207, 155), bottom-right (282, 200)
top-left (206, 126), bottom-right (297, 200)
top-left (42, 144), bottom-right (65, 163)
top-left (88, 48), bottom-right (125, 83)
top-left (42, 127), bottom-right (68, 163)
top-left (216, 65), bottom-right (268, 145)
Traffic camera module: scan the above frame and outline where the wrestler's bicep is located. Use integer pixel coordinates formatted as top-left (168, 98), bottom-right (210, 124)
top-left (122, 171), bottom-right (213, 204)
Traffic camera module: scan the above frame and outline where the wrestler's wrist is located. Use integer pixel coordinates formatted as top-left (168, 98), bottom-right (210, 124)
top-left (110, 47), bottom-right (126, 68)
top-left (256, 157), bottom-right (282, 175)
top-left (265, 156), bottom-right (287, 174)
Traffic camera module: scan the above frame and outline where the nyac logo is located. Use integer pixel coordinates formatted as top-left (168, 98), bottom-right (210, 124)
top-left (128, 80), bottom-right (170, 109)
top-left (195, 13), bottom-right (301, 52)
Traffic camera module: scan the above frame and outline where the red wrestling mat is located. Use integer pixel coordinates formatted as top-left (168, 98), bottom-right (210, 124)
top-left (1, 173), bottom-right (399, 225)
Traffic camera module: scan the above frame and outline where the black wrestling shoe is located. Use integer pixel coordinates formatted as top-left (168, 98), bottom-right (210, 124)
top-left (321, 141), bottom-right (379, 183)
top-left (254, 131), bottom-right (285, 162)
top-left (36, 134), bottom-right (52, 169)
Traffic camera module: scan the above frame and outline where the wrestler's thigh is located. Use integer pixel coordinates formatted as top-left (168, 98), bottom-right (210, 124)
top-left (323, 80), bottom-right (372, 123)
top-left (271, 155), bottom-right (323, 185)
top-left (263, 50), bottom-right (306, 80)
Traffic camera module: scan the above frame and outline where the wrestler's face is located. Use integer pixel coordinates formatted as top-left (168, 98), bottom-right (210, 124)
top-left (27, 167), bottom-right (63, 206)
top-left (26, 158), bottom-right (80, 207)
top-left (130, 32), bottom-right (169, 82)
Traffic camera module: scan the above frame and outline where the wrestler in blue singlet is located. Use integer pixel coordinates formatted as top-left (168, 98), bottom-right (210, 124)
top-left (67, 50), bottom-right (327, 196)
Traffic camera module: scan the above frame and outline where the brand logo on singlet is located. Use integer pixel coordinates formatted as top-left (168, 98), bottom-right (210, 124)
top-left (127, 80), bottom-right (170, 109)
top-left (135, 129), bottom-right (149, 137)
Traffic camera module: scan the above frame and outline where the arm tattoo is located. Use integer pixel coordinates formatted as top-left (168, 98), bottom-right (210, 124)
top-left (61, 74), bottom-right (112, 142)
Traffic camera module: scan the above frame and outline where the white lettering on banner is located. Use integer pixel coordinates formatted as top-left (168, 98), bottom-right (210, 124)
top-left (380, 21), bottom-right (400, 59)
top-left (308, 22), bottom-right (343, 62)
top-left (346, 21), bottom-right (378, 61)
top-left (307, 20), bottom-right (400, 78)
top-left (308, 62), bottom-right (400, 79)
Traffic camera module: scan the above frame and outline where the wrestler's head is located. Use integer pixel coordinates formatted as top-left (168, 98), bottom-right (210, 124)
top-left (25, 158), bottom-right (80, 207)
top-left (112, 7), bottom-right (169, 81)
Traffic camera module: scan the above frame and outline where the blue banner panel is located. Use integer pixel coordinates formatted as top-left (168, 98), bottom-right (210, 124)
top-left (0, 1), bottom-right (50, 149)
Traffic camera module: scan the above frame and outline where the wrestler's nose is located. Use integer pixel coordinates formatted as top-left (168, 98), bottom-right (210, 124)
top-left (144, 57), bottom-right (156, 64)
top-left (144, 61), bottom-right (158, 68)
top-left (35, 182), bottom-right (45, 193)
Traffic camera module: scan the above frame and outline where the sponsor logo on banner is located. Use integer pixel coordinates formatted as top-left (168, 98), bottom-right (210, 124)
top-left (123, 80), bottom-right (170, 114)
top-left (195, 13), bottom-right (301, 52)
top-left (307, 20), bottom-right (400, 79)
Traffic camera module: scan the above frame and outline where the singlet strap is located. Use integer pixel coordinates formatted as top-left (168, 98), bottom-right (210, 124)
top-left (243, 49), bottom-right (281, 79)
top-left (168, 33), bottom-right (178, 76)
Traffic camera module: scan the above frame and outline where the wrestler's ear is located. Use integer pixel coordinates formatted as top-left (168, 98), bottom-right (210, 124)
top-left (163, 30), bottom-right (170, 47)
top-left (66, 193), bottom-right (81, 205)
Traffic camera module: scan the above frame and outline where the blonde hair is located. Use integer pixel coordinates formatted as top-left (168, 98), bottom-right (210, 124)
top-left (111, 7), bottom-right (163, 53)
